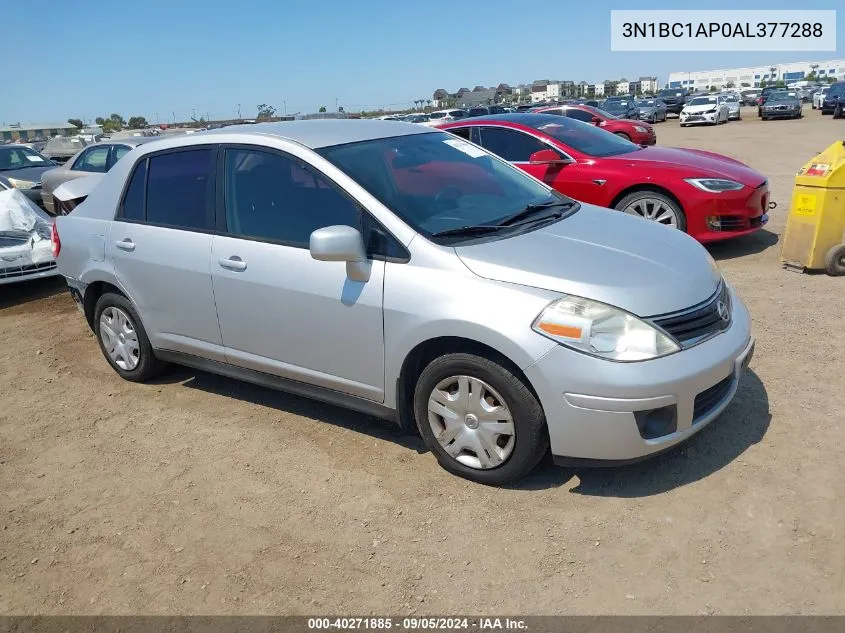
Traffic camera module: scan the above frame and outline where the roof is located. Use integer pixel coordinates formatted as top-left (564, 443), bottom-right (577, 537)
top-left (0, 122), bottom-right (77, 133)
top-left (441, 113), bottom-right (558, 127)
top-left (200, 119), bottom-right (432, 148)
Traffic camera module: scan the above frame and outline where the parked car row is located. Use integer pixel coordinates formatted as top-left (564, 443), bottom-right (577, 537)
top-left (818, 81), bottom-right (845, 117)
top-left (53, 119), bottom-right (756, 485)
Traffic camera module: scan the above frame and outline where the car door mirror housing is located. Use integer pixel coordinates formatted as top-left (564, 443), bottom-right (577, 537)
top-left (591, 116), bottom-right (602, 125)
top-left (528, 149), bottom-right (571, 165)
top-left (309, 225), bottom-right (371, 282)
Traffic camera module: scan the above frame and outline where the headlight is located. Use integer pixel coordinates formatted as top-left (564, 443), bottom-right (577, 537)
top-left (684, 178), bottom-right (745, 193)
top-left (532, 296), bottom-right (680, 362)
top-left (7, 178), bottom-right (36, 190)
top-left (633, 125), bottom-right (648, 133)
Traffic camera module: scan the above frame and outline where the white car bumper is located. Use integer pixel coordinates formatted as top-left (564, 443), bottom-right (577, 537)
top-left (680, 110), bottom-right (719, 125)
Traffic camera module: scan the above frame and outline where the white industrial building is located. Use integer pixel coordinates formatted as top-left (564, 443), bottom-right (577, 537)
top-left (667, 59), bottom-right (845, 90)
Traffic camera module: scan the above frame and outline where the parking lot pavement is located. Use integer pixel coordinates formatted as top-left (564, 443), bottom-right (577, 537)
top-left (1, 108), bottom-right (844, 615)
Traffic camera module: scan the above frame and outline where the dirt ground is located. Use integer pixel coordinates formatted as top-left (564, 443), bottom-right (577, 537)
top-left (2, 108), bottom-right (844, 616)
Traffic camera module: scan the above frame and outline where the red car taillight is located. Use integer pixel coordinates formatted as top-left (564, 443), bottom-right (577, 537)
top-left (51, 221), bottom-right (61, 259)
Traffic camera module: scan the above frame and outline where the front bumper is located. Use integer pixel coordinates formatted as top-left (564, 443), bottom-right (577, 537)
top-left (762, 107), bottom-right (800, 118)
top-left (525, 289), bottom-right (754, 462)
top-left (686, 181), bottom-right (770, 243)
top-left (0, 261), bottom-right (59, 285)
top-left (679, 110), bottom-right (719, 124)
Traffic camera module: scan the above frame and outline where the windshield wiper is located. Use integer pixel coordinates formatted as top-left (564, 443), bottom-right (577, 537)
top-left (431, 224), bottom-right (510, 238)
top-left (495, 199), bottom-right (577, 227)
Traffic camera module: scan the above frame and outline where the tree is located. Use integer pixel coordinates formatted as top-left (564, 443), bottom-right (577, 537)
top-left (67, 118), bottom-right (84, 128)
top-left (109, 113), bottom-right (126, 126)
top-left (426, 99), bottom-right (432, 109)
top-left (759, 80), bottom-right (767, 88)
top-left (127, 116), bottom-right (148, 129)
top-left (708, 85), bottom-right (718, 92)
top-left (740, 82), bottom-right (751, 88)
top-left (805, 72), bottom-right (817, 82)
top-left (319, 106), bottom-right (327, 112)
top-left (725, 81), bottom-right (735, 89)
top-left (256, 103), bottom-right (276, 120)
top-left (95, 117), bottom-right (105, 125)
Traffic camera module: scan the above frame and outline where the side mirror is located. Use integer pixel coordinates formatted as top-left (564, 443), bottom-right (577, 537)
top-left (309, 225), bottom-right (371, 282)
top-left (528, 149), bottom-right (570, 165)
top-left (591, 116), bottom-right (602, 125)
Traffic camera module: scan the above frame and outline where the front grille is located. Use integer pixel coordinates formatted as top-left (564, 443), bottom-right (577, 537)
top-left (693, 375), bottom-right (734, 421)
top-left (651, 283), bottom-right (731, 347)
top-left (0, 261), bottom-right (57, 280)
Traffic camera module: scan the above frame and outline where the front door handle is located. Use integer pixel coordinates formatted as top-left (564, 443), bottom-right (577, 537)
top-left (218, 256), bottom-right (247, 271)
top-left (115, 239), bottom-right (135, 252)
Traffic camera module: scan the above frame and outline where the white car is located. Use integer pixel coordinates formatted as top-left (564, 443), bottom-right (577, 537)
top-left (421, 109), bottom-right (469, 127)
top-left (812, 87), bottom-right (830, 109)
top-left (679, 95), bottom-right (730, 127)
top-left (719, 93), bottom-right (742, 120)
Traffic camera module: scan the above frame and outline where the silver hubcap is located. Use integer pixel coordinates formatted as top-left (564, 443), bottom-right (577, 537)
top-left (427, 375), bottom-right (515, 470)
top-left (621, 197), bottom-right (679, 227)
top-left (99, 307), bottom-right (140, 371)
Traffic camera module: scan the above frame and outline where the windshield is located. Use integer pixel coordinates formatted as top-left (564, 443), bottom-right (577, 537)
top-left (44, 137), bottom-right (87, 153)
top-left (690, 96), bottom-right (718, 106)
top-left (602, 100), bottom-right (628, 112)
top-left (636, 99), bottom-right (655, 106)
top-left (317, 131), bottom-right (572, 241)
top-left (528, 117), bottom-right (639, 158)
top-left (0, 146), bottom-right (56, 170)
top-left (659, 90), bottom-right (684, 98)
top-left (828, 83), bottom-right (845, 97)
top-left (428, 112), bottom-right (448, 119)
top-left (769, 92), bottom-right (797, 101)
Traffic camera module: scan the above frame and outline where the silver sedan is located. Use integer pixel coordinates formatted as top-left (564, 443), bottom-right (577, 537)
top-left (40, 138), bottom-right (159, 213)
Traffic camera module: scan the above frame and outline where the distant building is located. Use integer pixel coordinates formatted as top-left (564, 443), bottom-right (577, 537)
top-left (640, 76), bottom-right (659, 94)
top-left (1, 122), bottom-right (78, 142)
top-left (667, 59), bottom-right (845, 90)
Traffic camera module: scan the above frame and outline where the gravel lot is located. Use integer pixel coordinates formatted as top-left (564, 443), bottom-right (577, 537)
top-left (2, 107), bottom-right (844, 615)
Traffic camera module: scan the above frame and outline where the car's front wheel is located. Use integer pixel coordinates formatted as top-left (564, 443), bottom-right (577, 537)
top-left (413, 353), bottom-right (549, 486)
top-left (615, 190), bottom-right (687, 231)
top-left (94, 292), bottom-right (163, 382)
top-left (614, 131), bottom-right (631, 141)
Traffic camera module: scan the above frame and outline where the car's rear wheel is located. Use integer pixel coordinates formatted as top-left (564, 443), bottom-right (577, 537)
top-left (614, 132), bottom-right (631, 141)
top-left (94, 292), bottom-right (163, 382)
top-left (413, 353), bottom-right (548, 486)
top-left (615, 190), bottom-right (687, 231)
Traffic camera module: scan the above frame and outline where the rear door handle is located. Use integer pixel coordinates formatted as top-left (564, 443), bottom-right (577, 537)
top-left (115, 239), bottom-right (135, 252)
top-left (218, 256), bottom-right (247, 271)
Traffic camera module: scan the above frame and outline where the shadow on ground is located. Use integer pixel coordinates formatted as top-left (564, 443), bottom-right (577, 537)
top-left (707, 229), bottom-right (779, 261)
top-left (515, 369), bottom-right (770, 496)
top-left (149, 364), bottom-right (428, 454)
top-left (152, 361), bottom-right (769, 497)
top-left (0, 276), bottom-right (66, 310)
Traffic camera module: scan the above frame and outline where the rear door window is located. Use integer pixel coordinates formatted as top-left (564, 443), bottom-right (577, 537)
top-left (118, 148), bottom-right (215, 230)
top-left (477, 127), bottom-right (547, 162)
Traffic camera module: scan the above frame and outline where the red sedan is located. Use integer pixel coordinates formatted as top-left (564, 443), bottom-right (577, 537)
top-left (437, 114), bottom-right (770, 243)
top-left (534, 104), bottom-right (656, 145)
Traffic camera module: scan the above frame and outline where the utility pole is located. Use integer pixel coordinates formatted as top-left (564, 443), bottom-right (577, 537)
top-left (192, 108), bottom-right (197, 121)
top-left (155, 112), bottom-right (159, 125)
top-left (283, 100), bottom-right (287, 115)
top-left (172, 112), bottom-right (176, 123)
top-left (335, 98), bottom-right (338, 112)
top-left (237, 104), bottom-right (241, 119)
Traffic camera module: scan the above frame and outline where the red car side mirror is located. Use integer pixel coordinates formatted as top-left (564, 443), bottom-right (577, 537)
top-left (591, 116), bottom-right (602, 125)
top-left (528, 149), bottom-right (571, 165)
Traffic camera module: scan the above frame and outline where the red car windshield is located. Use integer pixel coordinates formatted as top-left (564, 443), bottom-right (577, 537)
top-left (579, 105), bottom-right (618, 120)
top-left (525, 116), bottom-right (639, 158)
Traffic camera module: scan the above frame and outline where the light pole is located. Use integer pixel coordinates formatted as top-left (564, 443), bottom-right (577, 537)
top-left (237, 104), bottom-right (241, 119)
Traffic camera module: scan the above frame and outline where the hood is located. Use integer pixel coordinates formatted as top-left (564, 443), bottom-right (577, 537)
top-left (637, 106), bottom-right (656, 113)
top-left (606, 146), bottom-right (765, 186)
top-left (682, 103), bottom-right (719, 113)
top-left (0, 165), bottom-right (55, 184)
top-left (455, 204), bottom-right (721, 317)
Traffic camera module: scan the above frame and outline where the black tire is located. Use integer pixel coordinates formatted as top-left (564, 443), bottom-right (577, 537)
top-left (614, 131), bottom-right (631, 141)
top-left (825, 244), bottom-right (845, 276)
top-left (614, 189), bottom-right (687, 232)
top-left (413, 353), bottom-right (549, 486)
top-left (834, 106), bottom-right (843, 119)
top-left (93, 292), bottom-right (164, 382)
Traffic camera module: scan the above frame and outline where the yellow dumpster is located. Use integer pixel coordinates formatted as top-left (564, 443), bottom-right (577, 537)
top-left (780, 140), bottom-right (845, 276)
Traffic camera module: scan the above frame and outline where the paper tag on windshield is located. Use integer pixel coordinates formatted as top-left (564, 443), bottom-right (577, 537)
top-left (27, 155), bottom-right (45, 162)
top-left (443, 138), bottom-right (487, 158)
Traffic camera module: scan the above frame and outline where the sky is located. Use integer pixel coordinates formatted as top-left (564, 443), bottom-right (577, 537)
top-left (3, 0), bottom-right (842, 125)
